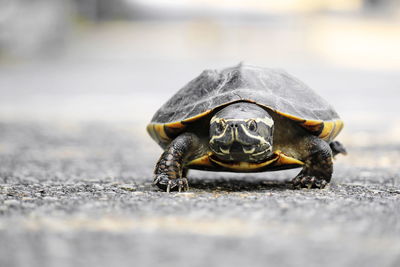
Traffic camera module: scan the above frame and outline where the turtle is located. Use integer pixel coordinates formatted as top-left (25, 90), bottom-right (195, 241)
top-left (147, 64), bottom-right (346, 192)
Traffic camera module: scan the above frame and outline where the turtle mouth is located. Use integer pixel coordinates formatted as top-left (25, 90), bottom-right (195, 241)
top-left (250, 144), bottom-right (272, 159)
top-left (211, 143), bottom-right (272, 163)
top-left (230, 142), bottom-right (244, 153)
top-left (210, 151), bottom-right (278, 166)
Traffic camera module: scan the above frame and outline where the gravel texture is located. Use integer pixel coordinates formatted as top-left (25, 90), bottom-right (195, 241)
top-left (0, 122), bottom-right (399, 267)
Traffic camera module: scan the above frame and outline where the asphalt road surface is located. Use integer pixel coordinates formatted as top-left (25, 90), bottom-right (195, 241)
top-left (0, 120), bottom-right (399, 267)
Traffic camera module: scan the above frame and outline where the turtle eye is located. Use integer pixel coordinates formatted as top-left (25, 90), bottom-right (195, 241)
top-left (216, 121), bottom-right (225, 134)
top-left (247, 120), bottom-right (257, 132)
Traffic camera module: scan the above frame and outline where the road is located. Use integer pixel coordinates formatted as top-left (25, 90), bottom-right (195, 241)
top-left (0, 119), bottom-right (399, 267)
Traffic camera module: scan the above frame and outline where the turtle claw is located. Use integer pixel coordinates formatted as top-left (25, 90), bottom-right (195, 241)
top-left (153, 174), bottom-right (165, 186)
top-left (291, 175), bottom-right (328, 189)
top-left (166, 182), bottom-right (171, 193)
top-left (153, 174), bottom-right (189, 193)
top-left (178, 178), bottom-right (189, 192)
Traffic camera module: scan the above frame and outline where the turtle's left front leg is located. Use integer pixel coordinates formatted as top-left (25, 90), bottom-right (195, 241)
top-left (153, 133), bottom-right (200, 192)
top-left (292, 137), bottom-right (333, 189)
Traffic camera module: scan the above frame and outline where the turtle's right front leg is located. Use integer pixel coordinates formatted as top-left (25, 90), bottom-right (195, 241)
top-left (153, 133), bottom-right (200, 192)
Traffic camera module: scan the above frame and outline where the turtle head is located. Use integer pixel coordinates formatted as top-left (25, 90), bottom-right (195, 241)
top-left (209, 102), bottom-right (274, 162)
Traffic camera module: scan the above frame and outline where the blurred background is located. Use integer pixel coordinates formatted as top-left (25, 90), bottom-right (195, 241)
top-left (1, 1), bottom-right (400, 267)
top-left (1, 0), bottom-right (400, 143)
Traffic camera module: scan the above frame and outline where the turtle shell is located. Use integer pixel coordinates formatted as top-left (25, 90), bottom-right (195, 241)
top-left (148, 64), bottom-right (343, 148)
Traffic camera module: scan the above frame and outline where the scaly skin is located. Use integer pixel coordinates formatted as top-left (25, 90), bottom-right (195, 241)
top-left (153, 133), bottom-right (199, 192)
top-left (154, 133), bottom-right (342, 192)
top-left (291, 137), bottom-right (333, 189)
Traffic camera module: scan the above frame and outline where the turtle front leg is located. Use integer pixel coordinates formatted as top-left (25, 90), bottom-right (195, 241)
top-left (292, 137), bottom-right (333, 189)
top-left (153, 133), bottom-right (199, 192)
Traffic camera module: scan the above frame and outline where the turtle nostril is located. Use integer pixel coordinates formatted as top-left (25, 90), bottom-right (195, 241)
top-left (229, 123), bottom-right (239, 128)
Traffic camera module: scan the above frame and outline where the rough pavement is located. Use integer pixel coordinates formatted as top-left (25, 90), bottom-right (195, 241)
top-left (0, 121), bottom-right (399, 267)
